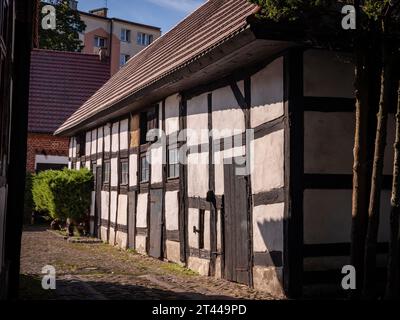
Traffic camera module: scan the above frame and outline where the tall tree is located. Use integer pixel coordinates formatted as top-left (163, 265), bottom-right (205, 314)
top-left (386, 79), bottom-right (400, 299)
top-left (363, 1), bottom-right (400, 298)
top-left (39, 0), bottom-right (86, 52)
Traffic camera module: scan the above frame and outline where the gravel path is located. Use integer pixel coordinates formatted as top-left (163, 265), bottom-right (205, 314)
top-left (20, 226), bottom-right (280, 300)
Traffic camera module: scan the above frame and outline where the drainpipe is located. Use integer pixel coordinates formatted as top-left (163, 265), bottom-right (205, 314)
top-left (109, 19), bottom-right (114, 73)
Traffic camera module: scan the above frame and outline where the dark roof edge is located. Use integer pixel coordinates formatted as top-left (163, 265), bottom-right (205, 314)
top-left (55, 26), bottom-right (257, 137)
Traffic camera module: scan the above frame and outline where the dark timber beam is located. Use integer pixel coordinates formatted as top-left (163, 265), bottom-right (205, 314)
top-left (283, 48), bottom-right (305, 298)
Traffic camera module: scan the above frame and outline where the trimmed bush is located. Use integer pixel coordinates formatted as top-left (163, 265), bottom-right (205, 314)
top-left (32, 169), bottom-right (93, 222)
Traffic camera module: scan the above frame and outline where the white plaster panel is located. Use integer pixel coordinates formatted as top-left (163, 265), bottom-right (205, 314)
top-left (91, 129), bottom-right (97, 155)
top-left (187, 93), bottom-right (208, 146)
top-left (104, 125), bottom-right (111, 153)
top-left (304, 190), bottom-right (352, 244)
top-left (117, 194), bottom-right (128, 226)
top-left (304, 112), bottom-right (354, 174)
top-left (251, 130), bottom-right (284, 193)
top-left (101, 191), bottom-right (109, 220)
top-left (69, 139), bottom-right (73, 158)
top-left (111, 158), bottom-right (118, 187)
top-left (217, 210), bottom-right (222, 250)
top-left (151, 146), bottom-right (163, 184)
top-left (165, 94), bottom-right (180, 135)
top-left (85, 161), bottom-right (90, 168)
top-left (304, 189), bottom-right (391, 244)
top-left (136, 235), bottom-right (147, 254)
top-left (90, 191), bottom-right (95, 217)
top-left (76, 162), bottom-right (81, 170)
top-left (165, 191), bottom-right (179, 230)
top-left (120, 119), bottom-right (129, 151)
top-left (110, 191), bottom-right (118, 223)
top-left (188, 208), bottom-right (199, 248)
top-left (214, 151), bottom-right (224, 196)
top-left (251, 57), bottom-right (283, 107)
top-left (304, 49), bottom-right (354, 98)
top-left (72, 137), bottom-right (76, 158)
top-left (136, 193), bottom-right (148, 228)
top-left (204, 211), bottom-right (211, 250)
top-left (85, 131), bottom-right (91, 156)
top-left (212, 109), bottom-right (245, 138)
top-left (253, 203), bottom-right (284, 252)
top-left (97, 127), bottom-right (104, 154)
top-left (187, 152), bottom-right (209, 198)
top-left (212, 82), bottom-right (242, 110)
top-left (129, 153), bottom-right (138, 187)
top-left (111, 122), bottom-right (119, 153)
top-left (251, 57), bottom-right (284, 128)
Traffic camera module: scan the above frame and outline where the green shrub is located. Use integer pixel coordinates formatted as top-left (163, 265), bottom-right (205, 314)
top-left (32, 169), bottom-right (93, 222)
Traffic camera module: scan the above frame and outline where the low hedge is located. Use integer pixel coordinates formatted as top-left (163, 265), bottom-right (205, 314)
top-left (32, 168), bottom-right (93, 222)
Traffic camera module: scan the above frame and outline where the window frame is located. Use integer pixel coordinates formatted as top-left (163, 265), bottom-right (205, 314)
top-left (139, 153), bottom-right (150, 183)
top-left (136, 32), bottom-right (153, 46)
top-left (94, 36), bottom-right (107, 48)
top-left (167, 145), bottom-right (179, 179)
top-left (103, 160), bottom-right (111, 185)
top-left (120, 28), bottom-right (131, 42)
top-left (119, 53), bottom-right (130, 67)
top-left (119, 158), bottom-right (129, 186)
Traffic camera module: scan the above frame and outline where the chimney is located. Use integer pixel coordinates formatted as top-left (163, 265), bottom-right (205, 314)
top-left (89, 8), bottom-right (108, 17)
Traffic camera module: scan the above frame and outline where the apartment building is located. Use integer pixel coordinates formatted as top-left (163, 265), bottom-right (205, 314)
top-left (79, 7), bottom-right (161, 75)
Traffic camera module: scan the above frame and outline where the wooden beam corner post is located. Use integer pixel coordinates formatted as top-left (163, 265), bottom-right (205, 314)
top-left (283, 47), bottom-right (304, 298)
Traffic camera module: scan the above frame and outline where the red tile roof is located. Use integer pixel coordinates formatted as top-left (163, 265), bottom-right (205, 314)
top-left (56, 0), bottom-right (259, 135)
top-left (29, 49), bottom-right (110, 133)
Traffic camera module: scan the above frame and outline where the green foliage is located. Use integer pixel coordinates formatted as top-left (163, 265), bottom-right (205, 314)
top-left (32, 169), bottom-right (93, 222)
top-left (40, 0), bottom-right (86, 52)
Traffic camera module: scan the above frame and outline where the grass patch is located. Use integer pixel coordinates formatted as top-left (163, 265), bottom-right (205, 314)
top-left (19, 274), bottom-right (57, 300)
top-left (160, 263), bottom-right (198, 277)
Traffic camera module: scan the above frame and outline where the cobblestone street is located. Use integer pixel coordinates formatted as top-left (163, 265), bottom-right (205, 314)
top-left (19, 226), bottom-right (280, 300)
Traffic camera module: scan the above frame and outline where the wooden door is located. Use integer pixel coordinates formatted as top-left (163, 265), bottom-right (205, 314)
top-left (223, 163), bottom-right (251, 285)
top-left (127, 191), bottom-right (136, 249)
top-left (94, 166), bottom-right (102, 237)
top-left (149, 189), bottom-right (163, 259)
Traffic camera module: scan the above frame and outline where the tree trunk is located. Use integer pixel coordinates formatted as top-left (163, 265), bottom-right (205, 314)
top-left (363, 36), bottom-right (394, 298)
top-left (350, 44), bottom-right (371, 299)
top-left (385, 80), bottom-right (400, 299)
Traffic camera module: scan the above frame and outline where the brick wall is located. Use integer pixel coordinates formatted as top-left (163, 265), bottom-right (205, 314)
top-left (26, 133), bottom-right (69, 173)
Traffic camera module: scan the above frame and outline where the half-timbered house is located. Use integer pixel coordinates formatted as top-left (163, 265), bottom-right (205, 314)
top-left (56, 0), bottom-right (393, 297)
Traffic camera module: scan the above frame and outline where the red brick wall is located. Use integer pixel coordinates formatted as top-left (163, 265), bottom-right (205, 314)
top-left (26, 133), bottom-right (69, 173)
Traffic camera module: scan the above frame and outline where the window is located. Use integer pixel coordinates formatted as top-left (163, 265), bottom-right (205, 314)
top-left (199, 210), bottom-right (205, 249)
top-left (140, 154), bottom-right (149, 183)
top-left (139, 107), bottom-right (158, 145)
top-left (137, 32), bottom-right (153, 46)
top-left (168, 146), bottom-right (179, 179)
top-left (94, 36), bottom-right (107, 48)
top-left (120, 159), bottom-right (129, 185)
top-left (103, 160), bottom-right (111, 184)
top-left (76, 134), bottom-right (85, 157)
top-left (120, 28), bottom-right (131, 42)
top-left (119, 54), bottom-right (130, 67)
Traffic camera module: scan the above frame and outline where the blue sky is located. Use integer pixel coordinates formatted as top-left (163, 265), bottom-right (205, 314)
top-left (78, 0), bottom-right (207, 34)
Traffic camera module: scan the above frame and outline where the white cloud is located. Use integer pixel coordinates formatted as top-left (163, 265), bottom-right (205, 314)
top-left (146, 0), bottom-right (205, 13)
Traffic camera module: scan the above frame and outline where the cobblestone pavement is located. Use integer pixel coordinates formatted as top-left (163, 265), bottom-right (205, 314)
top-left (20, 226), bottom-right (281, 300)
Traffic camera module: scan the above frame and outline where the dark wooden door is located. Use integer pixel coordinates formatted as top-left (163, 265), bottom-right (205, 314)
top-left (128, 191), bottom-right (136, 249)
top-left (94, 166), bottom-right (102, 237)
top-left (149, 189), bottom-right (163, 259)
top-left (223, 163), bottom-right (251, 285)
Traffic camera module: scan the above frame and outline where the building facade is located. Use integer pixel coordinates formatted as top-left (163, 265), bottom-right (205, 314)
top-left (27, 49), bottom-right (110, 173)
top-left (57, 0), bottom-right (393, 297)
top-left (79, 7), bottom-right (161, 75)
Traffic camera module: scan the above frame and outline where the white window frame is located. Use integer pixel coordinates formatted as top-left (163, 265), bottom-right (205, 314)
top-left (94, 36), bottom-right (107, 48)
top-left (120, 28), bottom-right (131, 42)
top-left (137, 32), bottom-right (153, 46)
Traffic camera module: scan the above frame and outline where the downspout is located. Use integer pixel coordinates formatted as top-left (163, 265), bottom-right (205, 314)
top-left (109, 19), bottom-right (114, 73)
